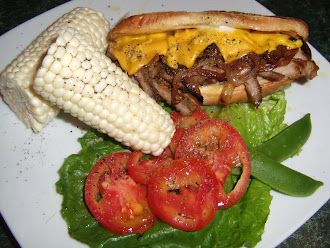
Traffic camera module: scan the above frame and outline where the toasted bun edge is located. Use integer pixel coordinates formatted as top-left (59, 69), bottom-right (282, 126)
top-left (108, 11), bottom-right (309, 41)
top-left (200, 79), bottom-right (293, 105)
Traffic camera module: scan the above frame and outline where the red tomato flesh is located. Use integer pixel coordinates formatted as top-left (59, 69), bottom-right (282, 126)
top-left (175, 119), bottom-right (251, 209)
top-left (127, 151), bottom-right (173, 185)
top-left (169, 107), bottom-right (210, 154)
top-left (147, 158), bottom-right (219, 231)
top-left (84, 152), bottom-right (157, 234)
top-left (170, 107), bottom-right (210, 129)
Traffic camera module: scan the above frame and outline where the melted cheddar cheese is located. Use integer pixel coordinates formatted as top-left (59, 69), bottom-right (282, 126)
top-left (109, 28), bottom-right (303, 75)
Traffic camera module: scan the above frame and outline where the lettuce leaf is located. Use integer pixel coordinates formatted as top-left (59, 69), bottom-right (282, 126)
top-left (56, 92), bottom-right (289, 247)
top-left (56, 130), bottom-right (272, 248)
top-left (205, 90), bottom-right (288, 147)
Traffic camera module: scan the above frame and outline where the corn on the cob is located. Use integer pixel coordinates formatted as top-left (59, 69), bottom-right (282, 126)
top-left (0, 7), bottom-right (110, 132)
top-left (33, 27), bottom-right (175, 156)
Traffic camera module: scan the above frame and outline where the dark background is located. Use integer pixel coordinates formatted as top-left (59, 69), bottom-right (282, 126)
top-left (0, 0), bottom-right (329, 247)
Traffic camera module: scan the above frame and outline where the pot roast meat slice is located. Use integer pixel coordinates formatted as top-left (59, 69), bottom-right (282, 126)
top-left (273, 50), bottom-right (319, 80)
top-left (133, 68), bottom-right (162, 102)
top-left (258, 46), bottom-right (299, 72)
top-left (225, 52), bottom-right (262, 107)
top-left (171, 68), bottom-right (226, 105)
top-left (132, 56), bottom-right (200, 116)
top-left (257, 71), bottom-right (285, 81)
top-left (151, 78), bottom-right (200, 116)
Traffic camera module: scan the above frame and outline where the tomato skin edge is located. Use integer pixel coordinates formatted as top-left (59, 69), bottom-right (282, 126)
top-left (147, 158), bottom-right (219, 231)
top-left (218, 142), bottom-right (251, 209)
top-left (127, 151), bottom-right (173, 185)
top-left (84, 152), bottom-right (157, 234)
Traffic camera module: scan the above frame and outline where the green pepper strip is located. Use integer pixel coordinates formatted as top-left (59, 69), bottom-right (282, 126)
top-left (249, 148), bottom-right (323, 197)
top-left (255, 114), bottom-right (312, 162)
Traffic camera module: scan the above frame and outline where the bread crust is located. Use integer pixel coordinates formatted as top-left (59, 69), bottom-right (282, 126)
top-left (200, 79), bottom-right (293, 105)
top-left (108, 11), bottom-right (309, 41)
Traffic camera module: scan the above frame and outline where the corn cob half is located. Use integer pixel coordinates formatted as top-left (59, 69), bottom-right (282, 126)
top-left (33, 27), bottom-right (175, 156)
top-left (0, 7), bottom-right (110, 132)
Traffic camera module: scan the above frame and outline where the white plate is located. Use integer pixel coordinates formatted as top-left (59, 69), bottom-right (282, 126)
top-left (0, 0), bottom-right (329, 247)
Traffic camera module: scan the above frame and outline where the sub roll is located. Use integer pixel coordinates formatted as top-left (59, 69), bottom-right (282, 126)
top-left (107, 11), bottom-right (319, 115)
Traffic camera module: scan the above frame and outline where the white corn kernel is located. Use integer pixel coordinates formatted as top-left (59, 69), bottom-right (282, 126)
top-left (107, 112), bottom-right (117, 123)
top-left (43, 55), bottom-right (55, 69)
top-left (54, 47), bottom-right (66, 59)
top-left (50, 61), bottom-right (63, 75)
top-left (82, 61), bottom-right (91, 70)
top-left (71, 93), bottom-right (82, 103)
top-left (84, 101), bottom-right (95, 113)
top-left (61, 53), bottom-right (73, 67)
top-left (63, 101), bottom-right (73, 111)
top-left (90, 73), bottom-right (101, 87)
top-left (34, 28), bottom-right (175, 155)
top-left (70, 105), bottom-right (79, 115)
top-left (0, 7), bottom-right (110, 132)
top-left (74, 81), bottom-right (85, 94)
top-left (77, 97), bottom-right (89, 108)
top-left (60, 67), bottom-right (72, 79)
top-left (93, 104), bottom-right (103, 115)
top-left (63, 90), bottom-right (74, 101)
top-left (53, 76), bottom-right (65, 89)
top-left (56, 97), bottom-right (65, 107)
top-left (54, 88), bottom-right (65, 98)
top-left (73, 68), bottom-right (86, 81)
top-left (91, 115), bottom-right (101, 126)
top-left (69, 58), bottom-right (82, 71)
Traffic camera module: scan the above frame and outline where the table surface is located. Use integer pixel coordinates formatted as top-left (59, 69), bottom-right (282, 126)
top-left (0, 0), bottom-right (329, 248)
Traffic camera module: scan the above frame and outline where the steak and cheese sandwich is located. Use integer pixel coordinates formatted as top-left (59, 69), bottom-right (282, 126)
top-left (107, 11), bottom-right (319, 115)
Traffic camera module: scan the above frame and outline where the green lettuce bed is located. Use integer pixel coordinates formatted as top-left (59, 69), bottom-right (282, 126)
top-left (56, 90), bottom-right (287, 248)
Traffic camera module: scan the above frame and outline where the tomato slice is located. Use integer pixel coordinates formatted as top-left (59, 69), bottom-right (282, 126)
top-left (171, 107), bottom-right (210, 129)
top-left (127, 151), bottom-right (173, 185)
top-left (169, 107), bottom-right (210, 154)
top-left (175, 119), bottom-right (251, 209)
top-left (168, 127), bottom-right (186, 155)
top-left (84, 152), bottom-right (157, 234)
top-left (147, 158), bottom-right (219, 231)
